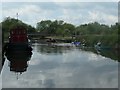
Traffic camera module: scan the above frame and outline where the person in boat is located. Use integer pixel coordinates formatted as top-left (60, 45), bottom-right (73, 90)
top-left (82, 39), bottom-right (86, 46)
top-left (95, 41), bottom-right (101, 50)
top-left (97, 41), bottom-right (101, 47)
top-left (46, 38), bottom-right (56, 43)
top-left (71, 40), bottom-right (80, 46)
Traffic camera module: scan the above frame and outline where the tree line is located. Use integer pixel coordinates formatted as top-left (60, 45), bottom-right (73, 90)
top-left (36, 20), bottom-right (118, 36)
top-left (1, 17), bottom-right (119, 48)
top-left (35, 19), bottom-right (119, 48)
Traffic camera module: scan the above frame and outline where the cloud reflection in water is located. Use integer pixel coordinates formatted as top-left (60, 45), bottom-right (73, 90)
top-left (2, 43), bottom-right (118, 88)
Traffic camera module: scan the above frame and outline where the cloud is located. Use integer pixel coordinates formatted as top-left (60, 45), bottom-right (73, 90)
top-left (2, 4), bottom-right (43, 26)
top-left (86, 10), bottom-right (118, 25)
top-left (1, 0), bottom-right (119, 2)
top-left (2, 2), bottom-right (118, 27)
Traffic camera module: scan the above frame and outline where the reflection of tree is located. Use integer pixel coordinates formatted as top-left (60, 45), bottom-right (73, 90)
top-left (100, 50), bottom-right (119, 62)
top-left (36, 44), bottom-right (74, 55)
top-left (5, 51), bottom-right (32, 74)
top-left (82, 48), bottom-right (119, 62)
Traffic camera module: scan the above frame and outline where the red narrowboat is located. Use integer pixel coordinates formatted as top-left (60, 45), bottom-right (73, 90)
top-left (9, 25), bottom-right (28, 44)
top-left (6, 25), bottom-right (32, 52)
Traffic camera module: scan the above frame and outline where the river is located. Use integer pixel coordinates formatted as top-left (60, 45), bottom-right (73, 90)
top-left (1, 42), bottom-right (118, 88)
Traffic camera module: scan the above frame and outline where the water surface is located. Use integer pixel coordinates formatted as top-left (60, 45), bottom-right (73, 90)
top-left (2, 43), bottom-right (118, 88)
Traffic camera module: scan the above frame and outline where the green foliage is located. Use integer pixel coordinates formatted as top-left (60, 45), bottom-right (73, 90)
top-left (76, 22), bottom-right (110, 35)
top-left (36, 20), bottom-right (75, 37)
top-left (1, 17), bottom-right (36, 39)
top-left (1, 17), bottom-right (119, 48)
top-left (75, 22), bottom-right (118, 47)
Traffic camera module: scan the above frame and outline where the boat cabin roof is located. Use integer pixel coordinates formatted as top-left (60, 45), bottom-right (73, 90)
top-left (10, 25), bottom-right (27, 35)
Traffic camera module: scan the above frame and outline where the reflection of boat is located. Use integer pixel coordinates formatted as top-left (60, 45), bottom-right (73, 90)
top-left (5, 25), bottom-right (32, 52)
top-left (5, 51), bottom-right (32, 73)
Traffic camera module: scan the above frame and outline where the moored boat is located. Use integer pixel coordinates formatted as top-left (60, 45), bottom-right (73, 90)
top-left (5, 25), bottom-right (32, 53)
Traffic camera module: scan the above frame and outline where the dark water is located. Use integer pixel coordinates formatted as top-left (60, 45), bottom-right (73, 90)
top-left (1, 43), bottom-right (118, 88)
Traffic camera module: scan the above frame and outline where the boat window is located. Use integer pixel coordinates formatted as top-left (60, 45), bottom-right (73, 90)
top-left (11, 31), bottom-right (14, 34)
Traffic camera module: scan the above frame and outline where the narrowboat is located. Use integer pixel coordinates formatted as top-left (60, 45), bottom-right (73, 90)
top-left (5, 25), bottom-right (32, 52)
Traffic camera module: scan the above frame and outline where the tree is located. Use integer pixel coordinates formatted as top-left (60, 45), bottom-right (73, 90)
top-left (36, 20), bottom-right (52, 34)
top-left (1, 17), bottom-right (36, 39)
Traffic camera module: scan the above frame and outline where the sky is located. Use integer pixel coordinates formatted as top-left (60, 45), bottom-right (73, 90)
top-left (1, 1), bottom-right (118, 27)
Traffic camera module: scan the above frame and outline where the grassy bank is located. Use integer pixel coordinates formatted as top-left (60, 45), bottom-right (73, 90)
top-left (75, 35), bottom-right (118, 48)
top-left (45, 35), bottom-right (118, 48)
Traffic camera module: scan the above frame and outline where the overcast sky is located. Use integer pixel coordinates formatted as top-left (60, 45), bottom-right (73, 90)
top-left (1, 2), bottom-right (118, 27)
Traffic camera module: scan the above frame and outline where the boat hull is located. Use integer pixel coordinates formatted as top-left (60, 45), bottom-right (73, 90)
top-left (5, 43), bottom-right (32, 53)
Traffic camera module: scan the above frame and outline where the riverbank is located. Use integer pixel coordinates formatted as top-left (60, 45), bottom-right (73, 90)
top-left (29, 35), bottom-right (119, 49)
top-left (4, 34), bottom-right (119, 52)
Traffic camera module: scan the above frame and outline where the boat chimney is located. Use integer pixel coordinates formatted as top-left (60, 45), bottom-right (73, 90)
top-left (16, 13), bottom-right (18, 21)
